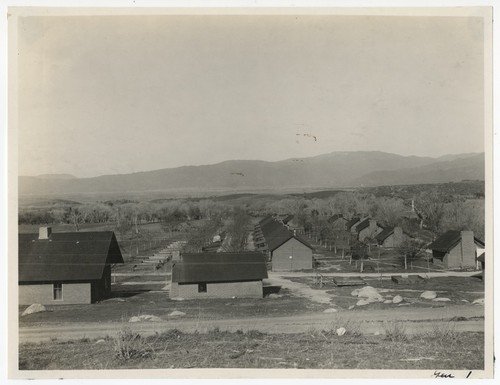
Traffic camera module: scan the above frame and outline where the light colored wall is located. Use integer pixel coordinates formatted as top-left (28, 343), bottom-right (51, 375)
top-left (445, 241), bottom-right (476, 269)
top-left (170, 281), bottom-right (263, 299)
top-left (272, 237), bottom-right (312, 271)
top-left (19, 283), bottom-right (91, 305)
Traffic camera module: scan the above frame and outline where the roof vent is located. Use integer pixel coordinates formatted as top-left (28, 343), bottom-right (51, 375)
top-left (38, 226), bottom-right (52, 240)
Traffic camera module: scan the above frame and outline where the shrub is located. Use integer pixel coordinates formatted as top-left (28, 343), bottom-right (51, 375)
top-left (383, 321), bottom-right (408, 343)
top-left (113, 328), bottom-right (155, 360)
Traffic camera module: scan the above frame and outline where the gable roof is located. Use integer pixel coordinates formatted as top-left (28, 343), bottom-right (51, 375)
top-left (327, 214), bottom-right (345, 223)
top-left (375, 227), bottom-right (394, 242)
top-left (428, 230), bottom-right (485, 252)
top-left (258, 218), bottom-right (314, 252)
top-left (477, 252), bottom-right (485, 263)
top-left (281, 214), bottom-right (294, 224)
top-left (19, 231), bottom-right (124, 282)
top-left (354, 218), bottom-right (371, 233)
top-left (346, 217), bottom-right (360, 230)
top-left (172, 252), bottom-right (268, 283)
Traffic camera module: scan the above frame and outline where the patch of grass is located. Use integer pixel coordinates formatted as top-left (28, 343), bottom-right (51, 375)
top-left (383, 321), bottom-right (409, 343)
top-left (19, 329), bottom-right (485, 370)
top-left (423, 322), bottom-right (460, 345)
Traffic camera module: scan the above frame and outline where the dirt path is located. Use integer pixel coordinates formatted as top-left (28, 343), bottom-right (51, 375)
top-left (268, 276), bottom-right (334, 304)
top-left (19, 304), bottom-right (484, 343)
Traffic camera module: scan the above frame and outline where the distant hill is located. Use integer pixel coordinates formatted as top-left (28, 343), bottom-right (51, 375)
top-left (19, 151), bottom-right (485, 196)
top-left (34, 173), bottom-right (77, 180)
top-left (353, 154), bottom-right (484, 187)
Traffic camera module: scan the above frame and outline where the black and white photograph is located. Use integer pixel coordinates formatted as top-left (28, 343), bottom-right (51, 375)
top-left (5, 4), bottom-right (495, 380)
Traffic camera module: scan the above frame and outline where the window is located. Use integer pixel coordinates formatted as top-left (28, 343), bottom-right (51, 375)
top-left (53, 283), bottom-right (63, 301)
top-left (198, 283), bottom-right (207, 293)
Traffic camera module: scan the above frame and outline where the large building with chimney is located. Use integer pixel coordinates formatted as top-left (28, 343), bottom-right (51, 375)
top-left (18, 227), bottom-right (124, 305)
top-left (428, 230), bottom-right (484, 269)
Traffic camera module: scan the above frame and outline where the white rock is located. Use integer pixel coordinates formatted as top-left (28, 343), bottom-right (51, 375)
top-left (169, 310), bottom-right (186, 317)
top-left (392, 295), bottom-right (403, 304)
top-left (95, 339), bottom-right (105, 344)
top-left (336, 327), bottom-right (346, 336)
top-left (356, 286), bottom-right (383, 300)
top-left (374, 331), bottom-right (381, 336)
top-left (433, 297), bottom-right (451, 302)
top-left (356, 299), bottom-right (370, 306)
top-left (350, 289), bottom-right (361, 297)
top-left (22, 304), bottom-right (46, 316)
top-left (384, 300), bottom-right (393, 304)
top-left (472, 298), bottom-right (484, 305)
top-left (420, 291), bottom-right (437, 300)
top-left (128, 316), bottom-right (141, 323)
top-left (140, 314), bottom-right (162, 322)
top-left (323, 308), bottom-right (338, 313)
top-left (268, 293), bottom-right (282, 299)
top-left (348, 305), bottom-right (355, 310)
top-left (461, 299), bottom-right (470, 303)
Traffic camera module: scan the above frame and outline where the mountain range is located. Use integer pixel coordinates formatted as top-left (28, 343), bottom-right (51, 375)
top-left (19, 151), bottom-right (484, 196)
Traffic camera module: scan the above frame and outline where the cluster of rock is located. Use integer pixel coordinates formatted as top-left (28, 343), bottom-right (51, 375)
top-left (350, 286), bottom-right (403, 306)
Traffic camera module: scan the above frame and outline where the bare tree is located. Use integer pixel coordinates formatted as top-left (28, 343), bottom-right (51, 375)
top-left (397, 239), bottom-right (427, 270)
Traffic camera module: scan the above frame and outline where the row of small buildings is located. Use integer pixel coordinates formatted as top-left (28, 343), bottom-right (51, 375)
top-left (18, 220), bottom-right (485, 305)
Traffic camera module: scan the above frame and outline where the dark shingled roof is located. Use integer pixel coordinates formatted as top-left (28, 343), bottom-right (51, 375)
top-left (346, 217), bottom-right (360, 231)
top-left (327, 214), bottom-right (344, 223)
top-left (428, 230), bottom-right (485, 252)
top-left (281, 214), bottom-right (294, 224)
top-left (172, 252), bottom-right (268, 283)
top-left (19, 231), bottom-right (124, 282)
top-left (354, 218), bottom-right (370, 233)
top-left (375, 227), bottom-right (394, 242)
top-left (258, 218), bottom-right (313, 252)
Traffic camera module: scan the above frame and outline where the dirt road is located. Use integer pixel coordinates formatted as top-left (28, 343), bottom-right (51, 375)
top-left (19, 304), bottom-right (484, 343)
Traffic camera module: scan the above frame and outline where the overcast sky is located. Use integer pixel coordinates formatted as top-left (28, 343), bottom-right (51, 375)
top-left (17, 15), bottom-right (485, 178)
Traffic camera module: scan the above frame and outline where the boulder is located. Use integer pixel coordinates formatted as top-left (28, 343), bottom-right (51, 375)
top-left (336, 327), bottom-right (346, 336)
top-left (432, 297), bottom-right (451, 302)
top-left (350, 289), bottom-right (361, 297)
top-left (348, 305), bottom-right (355, 310)
top-left (355, 286), bottom-right (383, 301)
top-left (169, 310), bottom-right (186, 317)
top-left (472, 298), bottom-right (484, 305)
top-left (356, 299), bottom-right (370, 306)
top-left (420, 291), bottom-right (437, 300)
top-left (128, 316), bottom-right (141, 323)
top-left (22, 304), bottom-right (46, 316)
top-left (95, 339), bottom-right (106, 344)
top-left (392, 295), bottom-right (403, 304)
top-left (323, 308), bottom-right (337, 313)
top-left (140, 315), bottom-right (162, 322)
top-left (383, 300), bottom-right (393, 304)
top-left (268, 293), bottom-right (282, 299)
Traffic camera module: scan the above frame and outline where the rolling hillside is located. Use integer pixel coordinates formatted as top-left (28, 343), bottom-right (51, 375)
top-left (19, 151), bottom-right (484, 196)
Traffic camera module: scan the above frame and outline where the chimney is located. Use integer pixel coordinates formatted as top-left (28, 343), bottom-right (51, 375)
top-left (460, 231), bottom-right (475, 267)
top-left (369, 219), bottom-right (377, 234)
top-left (38, 226), bottom-right (52, 240)
top-left (393, 227), bottom-right (403, 245)
top-left (293, 229), bottom-right (297, 236)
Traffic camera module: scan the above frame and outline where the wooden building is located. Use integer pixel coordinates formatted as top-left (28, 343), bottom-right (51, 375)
top-left (428, 230), bottom-right (485, 269)
top-left (375, 226), bottom-right (406, 248)
top-left (256, 216), bottom-right (314, 271)
top-left (18, 227), bottom-right (124, 305)
top-left (170, 252), bottom-right (268, 299)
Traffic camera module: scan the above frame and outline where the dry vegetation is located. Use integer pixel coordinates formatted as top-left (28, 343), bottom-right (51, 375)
top-left (19, 326), bottom-right (484, 370)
